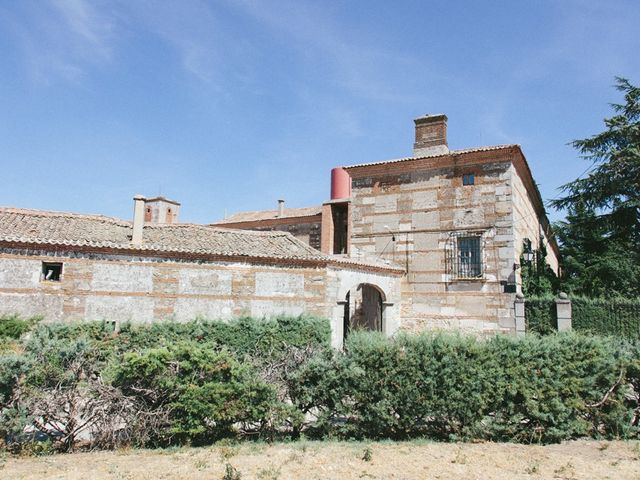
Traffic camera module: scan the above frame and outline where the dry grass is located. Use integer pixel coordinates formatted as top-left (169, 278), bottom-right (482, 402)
top-left (2, 439), bottom-right (639, 479)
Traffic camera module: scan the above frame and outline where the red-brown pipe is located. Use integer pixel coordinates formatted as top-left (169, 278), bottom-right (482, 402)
top-left (330, 167), bottom-right (351, 200)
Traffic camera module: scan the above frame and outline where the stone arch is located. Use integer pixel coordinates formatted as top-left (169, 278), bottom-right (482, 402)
top-left (342, 282), bottom-right (386, 341)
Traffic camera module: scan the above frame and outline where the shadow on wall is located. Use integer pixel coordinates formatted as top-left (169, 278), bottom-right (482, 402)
top-left (343, 283), bottom-right (385, 341)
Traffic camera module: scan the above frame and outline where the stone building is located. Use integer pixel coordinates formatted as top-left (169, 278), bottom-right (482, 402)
top-left (0, 196), bottom-right (403, 348)
top-left (214, 114), bottom-right (559, 336)
top-left (0, 114), bottom-right (557, 342)
top-left (216, 202), bottom-right (322, 251)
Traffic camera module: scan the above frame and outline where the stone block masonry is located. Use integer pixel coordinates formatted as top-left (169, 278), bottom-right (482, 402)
top-left (0, 249), bottom-right (403, 348)
top-left (345, 144), bottom-right (558, 335)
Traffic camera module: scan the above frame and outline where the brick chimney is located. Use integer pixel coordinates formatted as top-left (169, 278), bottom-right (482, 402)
top-left (413, 114), bottom-right (449, 157)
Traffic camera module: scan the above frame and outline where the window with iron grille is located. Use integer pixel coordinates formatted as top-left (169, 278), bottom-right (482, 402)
top-left (446, 232), bottom-right (484, 279)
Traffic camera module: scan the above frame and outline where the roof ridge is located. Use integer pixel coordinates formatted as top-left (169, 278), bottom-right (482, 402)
top-left (145, 222), bottom-right (292, 237)
top-left (216, 205), bottom-right (322, 224)
top-left (344, 144), bottom-right (520, 169)
top-left (0, 207), bottom-right (130, 225)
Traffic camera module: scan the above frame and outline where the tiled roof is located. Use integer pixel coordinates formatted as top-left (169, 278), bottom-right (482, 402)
top-left (0, 207), bottom-right (325, 261)
top-left (343, 144), bottom-right (519, 169)
top-left (216, 206), bottom-right (322, 224)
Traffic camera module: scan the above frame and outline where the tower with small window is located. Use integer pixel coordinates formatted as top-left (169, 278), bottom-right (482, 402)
top-left (142, 197), bottom-right (180, 224)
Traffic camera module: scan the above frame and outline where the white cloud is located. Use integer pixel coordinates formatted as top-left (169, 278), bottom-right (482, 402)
top-left (0, 0), bottom-right (116, 84)
top-left (228, 0), bottom-right (438, 104)
top-left (51, 0), bottom-right (114, 59)
top-left (512, 0), bottom-right (640, 83)
top-left (2, 0), bottom-right (253, 87)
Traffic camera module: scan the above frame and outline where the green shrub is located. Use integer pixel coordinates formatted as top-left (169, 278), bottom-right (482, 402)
top-left (3, 315), bottom-right (639, 450)
top-left (525, 297), bottom-right (557, 334)
top-left (485, 334), bottom-right (633, 442)
top-left (111, 342), bottom-right (280, 445)
top-left (0, 315), bottom-right (40, 340)
top-left (294, 332), bottom-right (638, 443)
top-left (572, 297), bottom-right (640, 339)
top-left (27, 315), bottom-right (330, 360)
top-left (0, 315), bottom-right (330, 450)
top-left (525, 296), bottom-right (640, 339)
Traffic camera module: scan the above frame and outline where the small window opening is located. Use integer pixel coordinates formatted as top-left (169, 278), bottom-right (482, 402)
top-left (42, 262), bottom-right (63, 282)
top-left (332, 203), bottom-right (348, 254)
top-left (463, 173), bottom-right (475, 186)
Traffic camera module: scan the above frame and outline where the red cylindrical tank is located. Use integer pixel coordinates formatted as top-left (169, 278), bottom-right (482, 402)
top-left (330, 167), bottom-right (351, 200)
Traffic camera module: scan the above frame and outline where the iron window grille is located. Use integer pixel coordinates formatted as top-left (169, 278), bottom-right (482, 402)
top-left (446, 231), bottom-right (484, 279)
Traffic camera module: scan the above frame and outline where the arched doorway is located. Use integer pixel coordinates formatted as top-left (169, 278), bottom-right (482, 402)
top-left (343, 283), bottom-right (384, 341)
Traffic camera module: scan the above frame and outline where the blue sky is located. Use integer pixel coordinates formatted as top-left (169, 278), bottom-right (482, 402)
top-left (1, 0), bottom-right (638, 224)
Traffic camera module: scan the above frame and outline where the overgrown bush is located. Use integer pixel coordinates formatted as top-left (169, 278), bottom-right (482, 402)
top-left (2, 315), bottom-right (639, 451)
top-left (111, 342), bottom-right (279, 446)
top-left (0, 315), bottom-right (330, 451)
top-left (0, 315), bottom-right (40, 340)
top-left (29, 315), bottom-right (330, 360)
top-left (293, 332), bottom-right (638, 443)
top-left (485, 334), bottom-right (633, 442)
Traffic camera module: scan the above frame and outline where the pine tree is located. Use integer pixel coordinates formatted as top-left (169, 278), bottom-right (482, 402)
top-left (550, 77), bottom-right (640, 297)
top-left (550, 77), bottom-right (640, 243)
top-left (553, 203), bottom-right (639, 297)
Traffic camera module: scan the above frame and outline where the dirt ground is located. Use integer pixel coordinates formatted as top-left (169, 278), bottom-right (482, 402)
top-left (2, 439), bottom-right (639, 480)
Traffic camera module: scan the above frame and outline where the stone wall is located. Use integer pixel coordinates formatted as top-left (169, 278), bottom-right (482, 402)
top-left (0, 249), bottom-right (402, 348)
top-left (0, 252), bottom-right (326, 323)
top-left (347, 149), bottom-right (523, 335)
top-left (215, 217), bottom-right (322, 250)
top-left (511, 163), bottom-right (560, 275)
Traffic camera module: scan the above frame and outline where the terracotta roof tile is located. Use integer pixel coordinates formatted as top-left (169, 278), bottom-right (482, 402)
top-left (0, 207), bottom-right (404, 273)
top-left (0, 207), bottom-right (325, 261)
top-left (216, 206), bottom-right (322, 224)
top-left (343, 144), bottom-right (519, 169)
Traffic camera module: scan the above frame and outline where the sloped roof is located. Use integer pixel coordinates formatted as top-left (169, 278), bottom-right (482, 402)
top-left (0, 207), bottom-right (325, 261)
top-left (343, 144), bottom-right (519, 169)
top-left (0, 207), bottom-right (404, 273)
top-left (216, 206), bottom-right (322, 224)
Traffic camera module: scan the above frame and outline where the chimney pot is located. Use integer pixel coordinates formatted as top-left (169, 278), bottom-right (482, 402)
top-left (413, 114), bottom-right (449, 157)
top-left (277, 199), bottom-right (285, 218)
top-left (132, 195), bottom-right (146, 245)
top-left (330, 167), bottom-right (351, 200)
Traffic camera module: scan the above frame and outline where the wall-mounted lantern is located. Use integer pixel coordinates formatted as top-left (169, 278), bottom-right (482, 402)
top-left (522, 248), bottom-right (535, 263)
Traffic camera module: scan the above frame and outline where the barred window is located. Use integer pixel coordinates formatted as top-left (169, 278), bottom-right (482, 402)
top-left (447, 232), bottom-right (483, 279)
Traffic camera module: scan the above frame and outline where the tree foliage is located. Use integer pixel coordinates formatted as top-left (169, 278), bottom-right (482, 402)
top-left (520, 239), bottom-right (559, 297)
top-left (554, 203), bottom-right (640, 297)
top-left (550, 78), bottom-right (640, 297)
